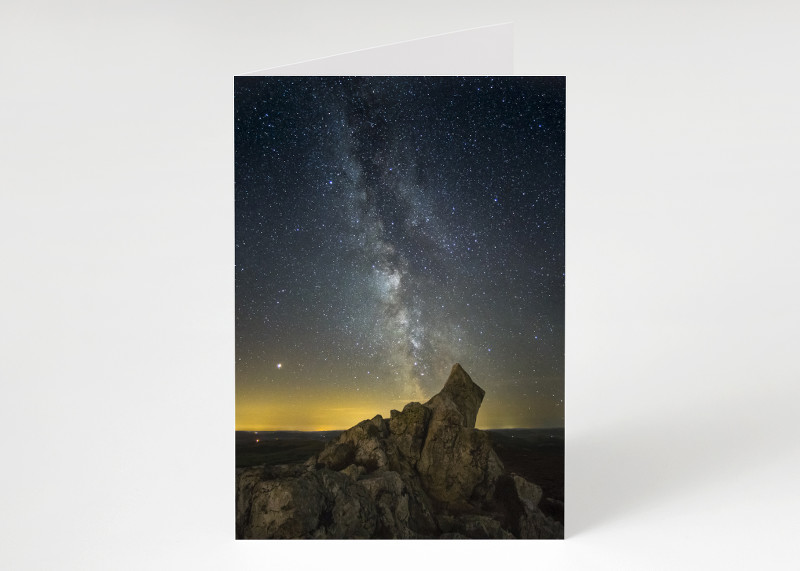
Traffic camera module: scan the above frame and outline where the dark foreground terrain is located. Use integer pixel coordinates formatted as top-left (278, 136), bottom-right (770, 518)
top-left (236, 431), bottom-right (341, 468)
top-left (486, 429), bottom-right (564, 522)
top-left (236, 428), bottom-right (564, 510)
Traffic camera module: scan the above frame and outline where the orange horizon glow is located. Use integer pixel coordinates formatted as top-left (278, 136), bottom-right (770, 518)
top-left (235, 386), bottom-right (564, 432)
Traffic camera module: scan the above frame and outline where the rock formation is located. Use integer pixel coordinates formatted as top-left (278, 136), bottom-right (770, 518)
top-left (236, 364), bottom-right (564, 539)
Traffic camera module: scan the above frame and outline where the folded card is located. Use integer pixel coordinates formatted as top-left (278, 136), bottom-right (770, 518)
top-left (235, 27), bottom-right (565, 539)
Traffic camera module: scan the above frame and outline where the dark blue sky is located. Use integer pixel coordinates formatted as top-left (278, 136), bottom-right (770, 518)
top-left (235, 77), bottom-right (564, 429)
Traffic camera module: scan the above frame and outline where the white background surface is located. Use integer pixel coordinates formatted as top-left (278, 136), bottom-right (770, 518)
top-left (2, 1), bottom-right (799, 569)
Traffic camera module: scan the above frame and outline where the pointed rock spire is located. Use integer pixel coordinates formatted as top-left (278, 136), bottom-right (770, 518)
top-left (424, 363), bottom-right (485, 429)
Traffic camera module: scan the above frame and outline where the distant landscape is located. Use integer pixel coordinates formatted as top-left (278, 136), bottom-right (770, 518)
top-left (235, 431), bottom-right (341, 468)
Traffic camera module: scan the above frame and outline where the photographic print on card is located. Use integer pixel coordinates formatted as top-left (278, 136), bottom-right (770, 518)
top-left (235, 77), bottom-right (564, 539)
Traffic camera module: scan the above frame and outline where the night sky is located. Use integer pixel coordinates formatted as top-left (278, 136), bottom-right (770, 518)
top-left (235, 77), bottom-right (564, 430)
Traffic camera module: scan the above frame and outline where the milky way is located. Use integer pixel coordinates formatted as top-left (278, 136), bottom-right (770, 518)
top-left (235, 77), bottom-right (564, 428)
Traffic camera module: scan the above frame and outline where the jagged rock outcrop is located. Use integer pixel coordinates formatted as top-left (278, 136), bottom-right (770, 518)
top-left (236, 363), bottom-right (563, 539)
top-left (417, 365), bottom-right (504, 506)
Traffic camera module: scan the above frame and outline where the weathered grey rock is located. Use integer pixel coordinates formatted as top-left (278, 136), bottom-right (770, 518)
top-left (417, 364), bottom-right (504, 505)
top-left (339, 463), bottom-right (365, 481)
top-left (494, 473), bottom-right (563, 539)
top-left (303, 455), bottom-right (318, 471)
top-left (240, 469), bottom-right (377, 539)
top-left (369, 414), bottom-right (389, 436)
top-left (401, 474), bottom-right (439, 536)
top-left (461, 515), bottom-right (515, 540)
top-left (235, 467), bottom-right (264, 539)
top-left (438, 514), bottom-right (515, 539)
top-left (418, 423), bottom-right (504, 505)
top-left (314, 470), bottom-right (378, 539)
top-left (387, 401), bottom-right (431, 466)
top-left (261, 463), bottom-right (307, 480)
top-left (511, 474), bottom-right (543, 510)
top-left (359, 471), bottom-right (415, 538)
top-left (439, 532), bottom-right (468, 539)
top-left (317, 442), bottom-right (355, 471)
top-left (245, 475), bottom-right (327, 539)
top-left (424, 363), bottom-right (485, 429)
top-left (319, 419), bottom-right (389, 473)
top-left (517, 508), bottom-right (564, 540)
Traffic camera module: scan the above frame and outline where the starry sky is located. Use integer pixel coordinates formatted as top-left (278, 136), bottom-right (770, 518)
top-left (235, 77), bottom-right (564, 431)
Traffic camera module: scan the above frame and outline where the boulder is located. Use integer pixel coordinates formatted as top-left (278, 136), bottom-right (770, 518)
top-left (240, 469), bottom-right (377, 539)
top-left (417, 364), bottom-right (505, 505)
top-left (317, 442), bottom-right (355, 471)
top-left (235, 467), bottom-right (264, 539)
top-left (359, 471), bottom-right (414, 538)
top-left (494, 473), bottom-right (563, 539)
top-left (319, 418), bottom-right (389, 473)
top-left (339, 463), bottom-right (365, 481)
top-left (245, 474), bottom-right (327, 539)
top-left (387, 401), bottom-right (431, 466)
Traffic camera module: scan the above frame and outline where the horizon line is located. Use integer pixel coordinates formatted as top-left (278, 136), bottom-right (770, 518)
top-left (235, 425), bottom-right (565, 432)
